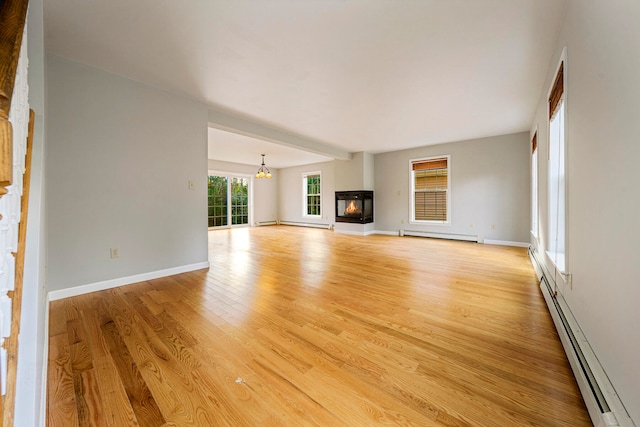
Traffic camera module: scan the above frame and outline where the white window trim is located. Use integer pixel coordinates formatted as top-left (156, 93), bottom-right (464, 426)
top-left (531, 126), bottom-right (539, 240)
top-left (302, 171), bottom-right (322, 218)
top-left (409, 155), bottom-right (451, 225)
top-left (545, 47), bottom-right (568, 273)
top-left (547, 98), bottom-right (567, 273)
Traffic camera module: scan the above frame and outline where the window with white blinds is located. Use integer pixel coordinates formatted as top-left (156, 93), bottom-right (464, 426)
top-left (548, 58), bottom-right (566, 271)
top-left (410, 156), bottom-right (450, 223)
top-left (531, 132), bottom-right (539, 237)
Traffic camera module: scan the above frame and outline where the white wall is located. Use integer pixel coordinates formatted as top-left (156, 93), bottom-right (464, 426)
top-left (532, 1), bottom-right (640, 422)
top-left (207, 159), bottom-right (279, 225)
top-left (374, 132), bottom-right (530, 243)
top-left (46, 55), bottom-right (209, 292)
top-left (279, 161), bottom-right (335, 224)
top-left (363, 151), bottom-right (375, 191)
top-left (334, 151), bottom-right (375, 192)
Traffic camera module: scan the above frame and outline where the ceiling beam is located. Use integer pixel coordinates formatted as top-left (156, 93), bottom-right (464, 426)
top-left (208, 109), bottom-right (352, 161)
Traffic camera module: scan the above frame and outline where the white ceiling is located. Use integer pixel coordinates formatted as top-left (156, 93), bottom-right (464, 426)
top-left (45, 0), bottom-right (567, 168)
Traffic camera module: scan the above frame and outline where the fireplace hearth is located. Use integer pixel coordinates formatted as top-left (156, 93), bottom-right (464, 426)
top-left (335, 191), bottom-right (373, 224)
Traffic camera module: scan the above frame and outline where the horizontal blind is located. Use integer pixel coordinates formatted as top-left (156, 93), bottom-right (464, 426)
top-left (549, 62), bottom-right (564, 119)
top-left (414, 169), bottom-right (448, 191)
top-left (415, 192), bottom-right (447, 221)
top-left (413, 158), bottom-right (447, 171)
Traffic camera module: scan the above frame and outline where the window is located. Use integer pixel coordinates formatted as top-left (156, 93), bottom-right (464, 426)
top-left (531, 132), bottom-right (538, 237)
top-left (411, 156), bottom-right (450, 223)
top-left (208, 174), bottom-right (250, 227)
top-left (303, 172), bottom-right (321, 217)
top-left (547, 59), bottom-right (566, 271)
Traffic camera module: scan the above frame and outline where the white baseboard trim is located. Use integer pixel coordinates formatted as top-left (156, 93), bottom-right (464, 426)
top-left (334, 229), bottom-right (377, 236)
top-left (403, 230), bottom-right (478, 242)
top-left (272, 226), bottom-right (527, 246)
top-left (279, 221), bottom-right (332, 230)
top-left (48, 261), bottom-right (210, 301)
top-left (483, 239), bottom-right (530, 247)
top-left (373, 230), bottom-right (398, 236)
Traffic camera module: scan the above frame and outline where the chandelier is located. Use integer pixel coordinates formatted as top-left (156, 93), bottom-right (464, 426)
top-left (255, 154), bottom-right (272, 179)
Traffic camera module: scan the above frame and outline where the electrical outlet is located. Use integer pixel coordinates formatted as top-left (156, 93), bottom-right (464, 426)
top-left (469, 223), bottom-right (474, 229)
top-left (110, 247), bottom-right (119, 259)
top-left (188, 180), bottom-right (195, 190)
top-left (491, 224), bottom-right (496, 230)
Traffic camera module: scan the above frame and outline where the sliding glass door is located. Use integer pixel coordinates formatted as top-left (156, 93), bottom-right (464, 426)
top-left (208, 174), bottom-right (250, 228)
top-left (230, 177), bottom-right (249, 225)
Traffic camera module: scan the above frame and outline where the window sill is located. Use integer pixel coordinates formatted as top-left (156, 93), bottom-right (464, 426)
top-left (409, 220), bottom-right (450, 226)
top-left (546, 251), bottom-right (566, 273)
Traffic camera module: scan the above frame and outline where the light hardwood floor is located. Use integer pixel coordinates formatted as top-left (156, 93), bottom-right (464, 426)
top-left (48, 226), bottom-right (590, 426)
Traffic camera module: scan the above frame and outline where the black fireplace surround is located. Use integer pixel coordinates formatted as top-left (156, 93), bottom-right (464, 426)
top-left (335, 191), bottom-right (373, 224)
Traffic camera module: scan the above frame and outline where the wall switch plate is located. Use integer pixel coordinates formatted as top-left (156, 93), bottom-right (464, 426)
top-left (110, 248), bottom-right (119, 259)
top-left (188, 180), bottom-right (195, 190)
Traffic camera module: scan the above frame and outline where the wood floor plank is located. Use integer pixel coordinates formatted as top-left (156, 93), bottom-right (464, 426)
top-left (100, 317), bottom-right (166, 426)
top-left (73, 369), bottom-right (107, 427)
top-left (165, 294), bottom-right (320, 425)
top-left (103, 288), bottom-right (239, 426)
top-left (97, 293), bottom-right (197, 425)
top-left (162, 300), bottom-right (302, 425)
top-left (122, 292), bottom-right (201, 370)
top-left (68, 327), bottom-right (102, 426)
top-left (79, 306), bottom-right (139, 426)
top-left (47, 333), bottom-right (77, 427)
top-left (48, 300), bottom-right (67, 337)
top-left (48, 226), bottom-right (591, 426)
top-left (159, 281), bottom-right (347, 425)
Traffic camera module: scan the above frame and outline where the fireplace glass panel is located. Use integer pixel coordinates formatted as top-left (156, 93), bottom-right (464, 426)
top-left (337, 199), bottom-right (363, 217)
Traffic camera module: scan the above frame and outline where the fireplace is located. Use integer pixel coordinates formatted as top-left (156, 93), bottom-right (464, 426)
top-left (335, 191), bottom-right (373, 224)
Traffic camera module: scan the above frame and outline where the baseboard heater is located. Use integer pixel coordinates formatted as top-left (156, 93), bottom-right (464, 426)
top-left (402, 229), bottom-right (478, 242)
top-left (278, 220), bottom-right (332, 230)
top-left (255, 220), bottom-right (277, 226)
top-left (529, 247), bottom-right (634, 427)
